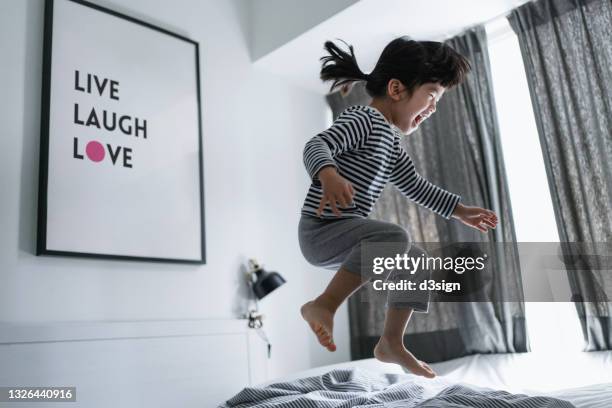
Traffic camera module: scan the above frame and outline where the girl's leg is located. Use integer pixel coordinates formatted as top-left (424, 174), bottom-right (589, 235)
top-left (300, 266), bottom-right (365, 351)
top-left (298, 215), bottom-right (410, 352)
top-left (373, 307), bottom-right (436, 378)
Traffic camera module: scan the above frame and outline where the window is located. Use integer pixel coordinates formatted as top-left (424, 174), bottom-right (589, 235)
top-left (486, 18), bottom-right (583, 353)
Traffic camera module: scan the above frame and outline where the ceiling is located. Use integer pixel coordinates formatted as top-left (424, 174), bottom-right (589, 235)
top-left (252, 0), bottom-right (532, 94)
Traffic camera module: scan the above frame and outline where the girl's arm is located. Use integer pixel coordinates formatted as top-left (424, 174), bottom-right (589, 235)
top-left (389, 147), bottom-right (498, 232)
top-left (388, 147), bottom-right (461, 219)
top-left (303, 108), bottom-right (372, 185)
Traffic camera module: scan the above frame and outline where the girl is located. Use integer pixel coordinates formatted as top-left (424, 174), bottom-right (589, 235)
top-left (298, 37), bottom-right (499, 378)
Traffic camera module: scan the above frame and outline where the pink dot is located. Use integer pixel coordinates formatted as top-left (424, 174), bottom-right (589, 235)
top-left (86, 141), bottom-right (105, 162)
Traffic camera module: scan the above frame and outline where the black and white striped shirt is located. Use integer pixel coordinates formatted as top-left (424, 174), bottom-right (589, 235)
top-left (301, 105), bottom-right (461, 219)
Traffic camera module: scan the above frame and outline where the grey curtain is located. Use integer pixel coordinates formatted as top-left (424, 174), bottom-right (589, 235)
top-left (509, 0), bottom-right (612, 350)
top-left (328, 27), bottom-right (528, 363)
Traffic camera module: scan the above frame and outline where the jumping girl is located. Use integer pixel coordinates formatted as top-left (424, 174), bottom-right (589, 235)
top-left (298, 37), bottom-right (499, 378)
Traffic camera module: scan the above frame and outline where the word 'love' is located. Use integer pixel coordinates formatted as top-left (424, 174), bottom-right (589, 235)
top-left (73, 137), bottom-right (133, 168)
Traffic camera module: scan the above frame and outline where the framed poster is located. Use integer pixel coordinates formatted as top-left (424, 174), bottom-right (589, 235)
top-left (37, 0), bottom-right (206, 263)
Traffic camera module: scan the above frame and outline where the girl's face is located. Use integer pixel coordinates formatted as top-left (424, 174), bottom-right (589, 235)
top-left (389, 81), bottom-right (446, 135)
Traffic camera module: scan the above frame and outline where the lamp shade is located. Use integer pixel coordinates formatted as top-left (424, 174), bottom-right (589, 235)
top-left (252, 267), bottom-right (286, 300)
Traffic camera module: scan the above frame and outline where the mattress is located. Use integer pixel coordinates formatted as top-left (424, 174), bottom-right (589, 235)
top-left (428, 351), bottom-right (612, 393)
top-left (255, 351), bottom-right (612, 407)
top-left (429, 351), bottom-right (612, 408)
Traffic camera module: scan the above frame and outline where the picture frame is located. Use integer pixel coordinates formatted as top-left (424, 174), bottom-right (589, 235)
top-left (37, 0), bottom-right (206, 264)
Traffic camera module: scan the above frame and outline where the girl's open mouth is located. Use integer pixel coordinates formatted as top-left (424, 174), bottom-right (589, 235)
top-left (413, 113), bottom-right (425, 127)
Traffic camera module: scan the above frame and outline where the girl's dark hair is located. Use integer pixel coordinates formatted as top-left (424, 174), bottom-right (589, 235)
top-left (320, 36), bottom-right (471, 97)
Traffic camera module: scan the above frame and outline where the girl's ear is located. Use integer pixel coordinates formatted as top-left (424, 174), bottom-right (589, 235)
top-left (387, 79), bottom-right (405, 101)
top-left (339, 81), bottom-right (356, 97)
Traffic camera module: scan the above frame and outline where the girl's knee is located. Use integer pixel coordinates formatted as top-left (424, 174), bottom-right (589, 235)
top-left (383, 225), bottom-right (411, 252)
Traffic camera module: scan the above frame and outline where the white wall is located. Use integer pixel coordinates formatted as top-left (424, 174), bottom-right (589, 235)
top-left (0, 0), bottom-right (352, 392)
top-left (249, 0), bottom-right (532, 93)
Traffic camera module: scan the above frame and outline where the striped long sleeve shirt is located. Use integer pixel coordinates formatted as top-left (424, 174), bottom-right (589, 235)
top-left (301, 105), bottom-right (461, 219)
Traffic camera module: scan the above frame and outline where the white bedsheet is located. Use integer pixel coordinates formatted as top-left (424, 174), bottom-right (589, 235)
top-left (258, 351), bottom-right (612, 407)
top-left (429, 351), bottom-right (612, 408)
top-left (428, 351), bottom-right (612, 393)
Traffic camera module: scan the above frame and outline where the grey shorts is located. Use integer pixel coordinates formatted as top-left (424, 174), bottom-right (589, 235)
top-left (298, 214), bottom-right (430, 312)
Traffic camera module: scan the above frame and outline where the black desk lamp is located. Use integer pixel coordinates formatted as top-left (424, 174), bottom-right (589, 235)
top-left (245, 259), bottom-right (286, 358)
top-left (248, 259), bottom-right (286, 300)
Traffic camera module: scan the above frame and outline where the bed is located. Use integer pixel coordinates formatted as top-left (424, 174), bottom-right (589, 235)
top-left (219, 351), bottom-right (612, 407)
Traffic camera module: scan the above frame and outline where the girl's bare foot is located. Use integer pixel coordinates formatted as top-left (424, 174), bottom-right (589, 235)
top-left (300, 300), bottom-right (336, 352)
top-left (373, 336), bottom-right (436, 378)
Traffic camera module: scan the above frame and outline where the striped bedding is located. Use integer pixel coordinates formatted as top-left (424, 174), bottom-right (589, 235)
top-left (219, 367), bottom-right (575, 407)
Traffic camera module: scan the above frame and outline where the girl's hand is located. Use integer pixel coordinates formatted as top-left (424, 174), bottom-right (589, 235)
top-left (451, 203), bottom-right (498, 233)
top-left (316, 166), bottom-right (355, 217)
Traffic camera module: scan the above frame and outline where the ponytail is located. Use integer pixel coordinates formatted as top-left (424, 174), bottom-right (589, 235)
top-left (319, 39), bottom-right (368, 93)
top-left (319, 36), bottom-right (471, 98)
